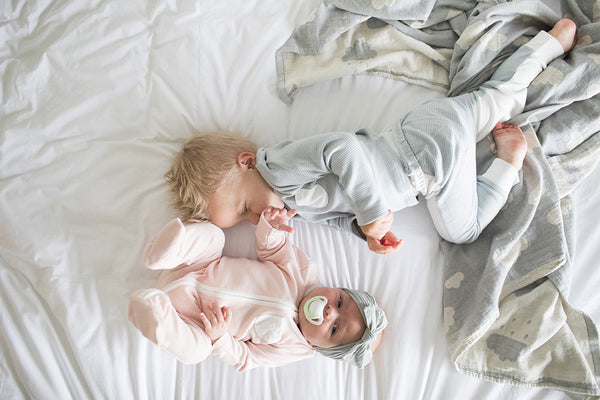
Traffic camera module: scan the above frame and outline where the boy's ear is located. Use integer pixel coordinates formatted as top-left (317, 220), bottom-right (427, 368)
top-left (237, 152), bottom-right (257, 170)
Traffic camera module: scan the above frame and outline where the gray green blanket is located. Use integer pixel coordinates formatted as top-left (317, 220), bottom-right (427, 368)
top-left (276, 0), bottom-right (600, 395)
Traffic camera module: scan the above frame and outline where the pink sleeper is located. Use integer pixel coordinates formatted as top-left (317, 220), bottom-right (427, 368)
top-left (128, 214), bottom-right (321, 371)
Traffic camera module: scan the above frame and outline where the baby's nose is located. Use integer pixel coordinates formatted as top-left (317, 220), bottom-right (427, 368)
top-left (324, 304), bottom-right (337, 319)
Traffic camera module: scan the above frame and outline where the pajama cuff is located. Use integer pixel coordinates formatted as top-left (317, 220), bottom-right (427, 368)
top-left (481, 158), bottom-right (519, 194)
top-left (526, 30), bottom-right (565, 65)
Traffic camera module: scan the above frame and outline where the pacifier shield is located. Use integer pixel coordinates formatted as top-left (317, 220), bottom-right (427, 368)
top-left (304, 295), bottom-right (327, 325)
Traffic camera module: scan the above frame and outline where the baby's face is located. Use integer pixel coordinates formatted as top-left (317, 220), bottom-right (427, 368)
top-left (207, 154), bottom-right (284, 228)
top-left (298, 287), bottom-right (366, 349)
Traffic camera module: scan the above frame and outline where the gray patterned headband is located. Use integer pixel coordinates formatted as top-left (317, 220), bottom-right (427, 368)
top-left (315, 288), bottom-right (387, 368)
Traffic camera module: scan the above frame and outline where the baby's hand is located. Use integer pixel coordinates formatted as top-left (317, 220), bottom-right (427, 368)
top-left (264, 207), bottom-right (296, 233)
top-left (199, 303), bottom-right (232, 344)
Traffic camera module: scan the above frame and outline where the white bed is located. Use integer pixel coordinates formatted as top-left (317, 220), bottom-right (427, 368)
top-left (1, 1), bottom-right (598, 399)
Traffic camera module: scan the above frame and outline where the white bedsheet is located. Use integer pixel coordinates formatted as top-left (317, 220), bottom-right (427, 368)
top-left (1, 1), bottom-right (598, 399)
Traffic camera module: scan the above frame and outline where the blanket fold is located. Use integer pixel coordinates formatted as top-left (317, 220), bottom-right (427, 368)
top-left (277, 0), bottom-right (600, 395)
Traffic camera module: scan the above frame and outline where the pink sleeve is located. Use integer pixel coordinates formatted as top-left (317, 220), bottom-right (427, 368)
top-left (254, 214), bottom-right (308, 267)
top-left (254, 214), bottom-right (322, 292)
top-left (211, 332), bottom-right (314, 371)
top-left (143, 218), bottom-right (225, 270)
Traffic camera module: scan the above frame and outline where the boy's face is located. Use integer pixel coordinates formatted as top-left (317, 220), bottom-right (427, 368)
top-left (207, 152), bottom-right (284, 228)
top-left (298, 287), bottom-right (366, 348)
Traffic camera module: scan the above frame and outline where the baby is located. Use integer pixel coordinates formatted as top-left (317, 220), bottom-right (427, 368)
top-left (164, 20), bottom-right (577, 253)
top-left (128, 208), bottom-right (387, 371)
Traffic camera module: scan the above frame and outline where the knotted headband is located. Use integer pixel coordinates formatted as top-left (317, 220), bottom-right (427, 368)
top-left (315, 288), bottom-right (387, 368)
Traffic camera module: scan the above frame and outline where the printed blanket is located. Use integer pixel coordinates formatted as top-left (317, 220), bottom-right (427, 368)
top-left (276, 0), bottom-right (600, 395)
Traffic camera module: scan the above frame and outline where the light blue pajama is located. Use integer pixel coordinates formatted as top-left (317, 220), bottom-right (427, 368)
top-left (397, 31), bottom-right (564, 243)
top-left (256, 31), bottom-right (564, 243)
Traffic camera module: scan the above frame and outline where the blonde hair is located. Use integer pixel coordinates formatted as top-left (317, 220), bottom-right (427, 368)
top-left (165, 132), bottom-right (258, 222)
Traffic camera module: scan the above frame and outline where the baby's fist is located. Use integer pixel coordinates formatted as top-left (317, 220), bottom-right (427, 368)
top-left (199, 303), bottom-right (232, 344)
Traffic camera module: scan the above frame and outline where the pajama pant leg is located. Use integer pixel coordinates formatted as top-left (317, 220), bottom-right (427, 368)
top-left (403, 31), bottom-right (564, 243)
top-left (129, 288), bottom-right (212, 364)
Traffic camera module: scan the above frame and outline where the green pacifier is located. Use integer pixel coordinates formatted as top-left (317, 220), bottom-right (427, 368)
top-left (304, 295), bottom-right (327, 325)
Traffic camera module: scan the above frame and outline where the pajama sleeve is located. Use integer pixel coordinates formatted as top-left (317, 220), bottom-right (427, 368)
top-left (254, 213), bottom-right (321, 289)
top-left (324, 215), bottom-right (365, 239)
top-left (211, 332), bottom-right (314, 371)
top-left (257, 133), bottom-right (389, 227)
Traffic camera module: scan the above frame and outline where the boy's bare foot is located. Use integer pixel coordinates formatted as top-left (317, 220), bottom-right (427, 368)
top-left (492, 123), bottom-right (527, 170)
top-left (548, 19), bottom-right (577, 53)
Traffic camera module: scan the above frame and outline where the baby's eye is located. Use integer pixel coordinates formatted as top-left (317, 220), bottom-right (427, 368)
top-left (332, 323), bottom-right (337, 336)
top-left (337, 296), bottom-right (342, 308)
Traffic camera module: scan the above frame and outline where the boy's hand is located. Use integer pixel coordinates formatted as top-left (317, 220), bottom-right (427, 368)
top-left (367, 232), bottom-right (403, 254)
top-left (264, 207), bottom-right (296, 233)
top-left (360, 211), bottom-right (403, 254)
top-left (199, 303), bottom-right (232, 344)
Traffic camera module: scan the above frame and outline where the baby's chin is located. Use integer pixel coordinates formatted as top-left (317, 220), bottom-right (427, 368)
top-left (297, 300), bottom-right (307, 328)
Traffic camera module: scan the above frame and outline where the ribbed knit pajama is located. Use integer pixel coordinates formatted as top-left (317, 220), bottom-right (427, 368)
top-left (396, 31), bottom-right (564, 243)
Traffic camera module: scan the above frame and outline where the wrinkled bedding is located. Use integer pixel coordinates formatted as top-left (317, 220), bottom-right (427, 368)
top-left (1, 1), bottom-right (599, 399)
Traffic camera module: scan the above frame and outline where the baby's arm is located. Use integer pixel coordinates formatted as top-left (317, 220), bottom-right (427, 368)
top-left (143, 218), bottom-right (225, 270)
top-left (255, 208), bottom-right (321, 289)
top-left (212, 333), bottom-right (313, 371)
top-left (254, 209), bottom-right (308, 266)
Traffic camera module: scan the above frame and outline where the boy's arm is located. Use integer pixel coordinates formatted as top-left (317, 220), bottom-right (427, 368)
top-left (324, 215), bottom-right (364, 238)
top-left (258, 134), bottom-right (402, 253)
top-left (143, 218), bottom-right (225, 270)
top-left (325, 216), bottom-right (401, 253)
top-left (212, 331), bottom-right (314, 371)
top-left (257, 132), bottom-right (389, 227)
